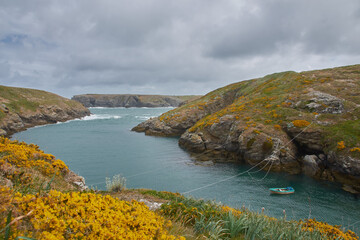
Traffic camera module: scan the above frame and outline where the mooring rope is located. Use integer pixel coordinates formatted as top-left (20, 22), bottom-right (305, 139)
top-left (181, 122), bottom-right (313, 194)
top-left (92, 121), bottom-right (314, 192)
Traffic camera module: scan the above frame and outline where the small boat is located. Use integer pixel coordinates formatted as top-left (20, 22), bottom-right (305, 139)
top-left (269, 187), bottom-right (295, 195)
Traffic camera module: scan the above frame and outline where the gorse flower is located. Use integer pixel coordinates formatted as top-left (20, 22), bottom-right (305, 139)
top-left (1, 189), bottom-right (184, 240)
top-left (292, 120), bottom-right (311, 128)
top-left (0, 137), bottom-right (68, 176)
top-left (300, 219), bottom-right (358, 240)
top-left (337, 141), bottom-right (346, 150)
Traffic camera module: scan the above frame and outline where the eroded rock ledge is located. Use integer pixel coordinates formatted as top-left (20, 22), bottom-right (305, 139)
top-left (132, 65), bottom-right (360, 194)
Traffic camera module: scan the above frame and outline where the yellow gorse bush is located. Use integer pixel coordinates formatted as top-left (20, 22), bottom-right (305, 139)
top-left (0, 137), bottom-right (68, 176)
top-left (350, 147), bottom-right (360, 152)
top-left (221, 206), bottom-right (242, 217)
top-left (292, 120), bottom-right (311, 128)
top-left (337, 141), bottom-right (346, 150)
top-left (300, 219), bottom-right (358, 240)
top-left (1, 188), bottom-right (184, 240)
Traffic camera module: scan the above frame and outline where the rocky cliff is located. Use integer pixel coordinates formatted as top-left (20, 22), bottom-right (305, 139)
top-left (133, 64), bottom-right (360, 193)
top-left (0, 85), bottom-right (90, 136)
top-left (72, 94), bottom-right (200, 108)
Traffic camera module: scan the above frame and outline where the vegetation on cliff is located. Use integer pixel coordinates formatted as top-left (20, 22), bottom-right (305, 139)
top-left (160, 197), bottom-right (358, 240)
top-left (132, 64), bottom-right (360, 193)
top-left (0, 137), bottom-right (183, 240)
top-left (1, 137), bottom-right (358, 239)
top-left (0, 85), bottom-right (90, 136)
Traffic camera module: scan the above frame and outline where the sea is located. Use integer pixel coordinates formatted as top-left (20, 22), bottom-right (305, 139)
top-left (12, 107), bottom-right (360, 233)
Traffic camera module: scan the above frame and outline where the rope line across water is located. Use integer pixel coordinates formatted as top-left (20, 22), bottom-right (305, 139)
top-left (181, 122), bottom-right (313, 194)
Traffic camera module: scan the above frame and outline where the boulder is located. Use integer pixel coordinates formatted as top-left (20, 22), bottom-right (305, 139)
top-left (179, 132), bottom-right (206, 153)
top-left (0, 104), bottom-right (9, 113)
top-left (302, 155), bottom-right (321, 177)
top-left (0, 129), bottom-right (6, 136)
top-left (305, 91), bottom-right (344, 114)
top-left (0, 176), bottom-right (13, 188)
top-left (64, 170), bottom-right (88, 191)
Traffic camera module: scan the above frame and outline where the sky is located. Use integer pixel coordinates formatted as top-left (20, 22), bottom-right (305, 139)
top-left (0, 0), bottom-right (360, 98)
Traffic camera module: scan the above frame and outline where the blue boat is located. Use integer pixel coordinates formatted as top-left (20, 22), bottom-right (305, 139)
top-left (269, 187), bottom-right (295, 195)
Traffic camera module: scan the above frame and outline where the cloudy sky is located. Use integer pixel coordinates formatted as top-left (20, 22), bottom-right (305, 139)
top-left (1, 0), bottom-right (360, 98)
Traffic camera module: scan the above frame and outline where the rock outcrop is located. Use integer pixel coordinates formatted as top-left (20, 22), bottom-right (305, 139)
top-left (72, 94), bottom-right (200, 108)
top-left (132, 65), bottom-right (360, 193)
top-left (0, 85), bottom-right (90, 136)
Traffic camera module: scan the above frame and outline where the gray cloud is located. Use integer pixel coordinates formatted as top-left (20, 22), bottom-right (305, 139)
top-left (0, 0), bottom-right (359, 98)
top-left (207, 0), bottom-right (360, 58)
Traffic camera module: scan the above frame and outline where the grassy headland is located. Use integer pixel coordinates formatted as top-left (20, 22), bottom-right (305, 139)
top-left (0, 85), bottom-right (90, 136)
top-left (132, 64), bottom-right (360, 193)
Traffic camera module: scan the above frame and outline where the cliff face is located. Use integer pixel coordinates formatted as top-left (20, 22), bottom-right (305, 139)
top-left (0, 85), bottom-right (90, 136)
top-left (72, 94), bottom-right (200, 108)
top-left (132, 64), bottom-right (360, 193)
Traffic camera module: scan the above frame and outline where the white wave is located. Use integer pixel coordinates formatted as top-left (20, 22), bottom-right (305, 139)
top-left (81, 114), bottom-right (122, 121)
top-left (135, 115), bottom-right (157, 120)
top-left (89, 107), bottom-right (126, 109)
top-left (54, 114), bottom-right (122, 124)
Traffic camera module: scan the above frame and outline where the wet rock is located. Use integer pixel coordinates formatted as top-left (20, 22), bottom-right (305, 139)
top-left (302, 155), bottom-right (321, 177)
top-left (320, 169), bottom-right (335, 181)
top-left (194, 160), bottom-right (214, 166)
top-left (179, 132), bottom-right (206, 153)
top-left (342, 185), bottom-right (360, 194)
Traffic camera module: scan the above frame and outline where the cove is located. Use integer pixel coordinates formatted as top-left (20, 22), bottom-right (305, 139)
top-left (12, 107), bottom-right (360, 233)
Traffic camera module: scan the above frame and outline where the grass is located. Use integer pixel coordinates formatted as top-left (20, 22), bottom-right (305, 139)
top-left (323, 120), bottom-right (360, 156)
top-left (0, 85), bottom-right (86, 121)
top-left (137, 189), bottom-right (184, 201)
top-left (159, 196), bottom-right (358, 240)
top-left (6, 99), bottom-right (39, 112)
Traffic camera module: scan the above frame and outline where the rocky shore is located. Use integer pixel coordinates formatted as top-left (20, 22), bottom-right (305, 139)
top-left (0, 85), bottom-right (90, 137)
top-left (132, 64), bottom-right (360, 193)
top-left (72, 94), bottom-right (200, 108)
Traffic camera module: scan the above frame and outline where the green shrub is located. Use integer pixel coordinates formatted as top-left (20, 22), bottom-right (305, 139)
top-left (105, 174), bottom-right (126, 192)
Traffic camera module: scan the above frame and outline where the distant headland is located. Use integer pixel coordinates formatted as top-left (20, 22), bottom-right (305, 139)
top-left (71, 94), bottom-right (201, 108)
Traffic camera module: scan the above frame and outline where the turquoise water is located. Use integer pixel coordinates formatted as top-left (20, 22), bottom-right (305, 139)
top-left (13, 107), bottom-right (360, 233)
